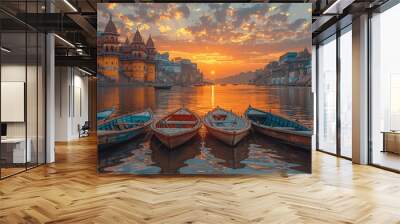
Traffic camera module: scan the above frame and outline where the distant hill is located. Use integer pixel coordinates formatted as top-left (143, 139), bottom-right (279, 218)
top-left (215, 72), bottom-right (258, 84)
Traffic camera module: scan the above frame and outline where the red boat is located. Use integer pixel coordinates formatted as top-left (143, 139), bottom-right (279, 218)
top-left (151, 108), bottom-right (202, 149)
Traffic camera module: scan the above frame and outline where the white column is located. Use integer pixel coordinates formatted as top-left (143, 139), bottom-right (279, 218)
top-left (55, 67), bottom-right (72, 141)
top-left (352, 14), bottom-right (369, 164)
top-left (46, 33), bottom-right (55, 163)
top-left (312, 45), bottom-right (317, 151)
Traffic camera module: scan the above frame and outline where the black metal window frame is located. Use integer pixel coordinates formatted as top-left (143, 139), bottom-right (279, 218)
top-left (315, 19), bottom-right (353, 161)
top-left (315, 0), bottom-right (400, 173)
top-left (367, 1), bottom-right (400, 173)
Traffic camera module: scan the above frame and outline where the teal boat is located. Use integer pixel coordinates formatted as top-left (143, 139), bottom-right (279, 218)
top-left (245, 106), bottom-right (312, 150)
top-left (97, 109), bottom-right (154, 147)
top-left (97, 107), bottom-right (115, 121)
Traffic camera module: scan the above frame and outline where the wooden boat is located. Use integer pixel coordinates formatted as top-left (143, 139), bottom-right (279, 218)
top-left (151, 108), bottom-right (202, 149)
top-left (153, 82), bottom-right (172, 90)
top-left (203, 107), bottom-right (251, 146)
top-left (245, 106), bottom-right (312, 150)
top-left (97, 107), bottom-right (115, 121)
top-left (97, 109), bottom-right (154, 147)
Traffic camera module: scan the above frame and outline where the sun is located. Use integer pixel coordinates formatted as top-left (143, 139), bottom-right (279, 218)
top-left (210, 70), bottom-right (215, 76)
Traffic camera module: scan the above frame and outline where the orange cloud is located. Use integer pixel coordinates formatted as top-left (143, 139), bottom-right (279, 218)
top-left (159, 24), bottom-right (172, 33)
top-left (176, 28), bottom-right (192, 39)
top-left (175, 12), bottom-right (183, 20)
top-left (107, 3), bottom-right (117, 10)
top-left (139, 23), bottom-right (150, 31)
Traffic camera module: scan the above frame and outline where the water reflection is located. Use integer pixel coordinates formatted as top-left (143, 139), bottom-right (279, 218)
top-left (98, 85), bottom-right (313, 127)
top-left (151, 135), bottom-right (201, 174)
top-left (206, 133), bottom-right (249, 169)
top-left (98, 85), bottom-right (312, 175)
top-left (99, 128), bottom-right (310, 175)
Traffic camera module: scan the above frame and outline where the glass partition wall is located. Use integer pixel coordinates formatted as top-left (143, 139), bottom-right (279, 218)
top-left (0, 3), bottom-right (46, 179)
top-left (316, 26), bottom-right (353, 159)
top-left (339, 26), bottom-right (352, 159)
top-left (370, 3), bottom-right (400, 171)
top-left (317, 35), bottom-right (337, 155)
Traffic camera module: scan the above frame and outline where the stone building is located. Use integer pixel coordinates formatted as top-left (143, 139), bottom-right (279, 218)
top-left (98, 15), bottom-right (156, 83)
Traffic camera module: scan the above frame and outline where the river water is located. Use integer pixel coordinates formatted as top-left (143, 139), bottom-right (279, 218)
top-left (98, 84), bottom-right (313, 175)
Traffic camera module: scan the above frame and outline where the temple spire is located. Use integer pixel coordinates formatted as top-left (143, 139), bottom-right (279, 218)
top-left (104, 13), bottom-right (117, 34)
top-left (146, 35), bottom-right (155, 49)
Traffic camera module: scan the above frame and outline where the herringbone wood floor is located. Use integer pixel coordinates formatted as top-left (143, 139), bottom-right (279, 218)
top-left (1, 136), bottom-right (400, 224)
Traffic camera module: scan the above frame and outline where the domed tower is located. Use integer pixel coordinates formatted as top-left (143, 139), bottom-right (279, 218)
top-left (130, 28), bottom-right (147, 81)
top-left (98, 14), bottom-right (120, 82)
top-left (145, 35), bottom-right (156, 82)
top-left (121, 37), bottom-right (131, 55)
top-left (120, 37), bottom-right (132, 78)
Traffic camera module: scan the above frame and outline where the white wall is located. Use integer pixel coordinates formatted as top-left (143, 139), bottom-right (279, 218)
top-left (1, 63), bottom-right (46, 164)
top-left (54, 67), bottom-right (89, 141)
top-left (72, 73), bottom-right (89, 138)
top-left (1, 65), bottom-right (26, 138)
top-left (1, 65), bottom-right (41, 138)
top-left (55, 67), bottom-right (70, 141)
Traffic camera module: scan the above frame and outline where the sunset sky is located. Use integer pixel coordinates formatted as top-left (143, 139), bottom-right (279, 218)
top-left (98, 3), bottom-right (311, 80)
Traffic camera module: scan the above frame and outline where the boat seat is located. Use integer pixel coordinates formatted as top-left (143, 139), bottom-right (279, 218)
top-left (158, 128), bottom-right (192, 134)
top-left (296, 130), bottom-right (313, 135)
top-left (274, 126), bottom-right (296, 130)
top-left (165, 120), bottom-right (197, 125)
top-left (112, 124), bottom-right (123, 131)
top-left (119, 122), bottom-right (144, 126)
top-left (212, 114), bottom-right (227, 121)
top-left (212, 121), bottom-right (236, 124)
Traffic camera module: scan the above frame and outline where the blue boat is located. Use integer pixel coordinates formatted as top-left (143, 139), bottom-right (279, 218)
top-left (97, 109), bottom-right (154, 147)
top-left (245, 106), bottom-right (312, 150)
top-left (97, 107), bottom-right (115, 121)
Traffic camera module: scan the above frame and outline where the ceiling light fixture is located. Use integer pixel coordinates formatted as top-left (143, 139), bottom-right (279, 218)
top-left (63, 0), bottom-right (78, 12)
top-left (78, 67), bottom-right (94, 76)
top-left (323, 0), bottom-right (355, 15)
top-left (54, 34), bottom-right (75, 48)
top-left (1, 47), bottom-right (11, 53)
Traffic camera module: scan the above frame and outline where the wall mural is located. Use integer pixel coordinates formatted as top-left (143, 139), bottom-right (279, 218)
top-left (97, 3), bottom-right (313, 175)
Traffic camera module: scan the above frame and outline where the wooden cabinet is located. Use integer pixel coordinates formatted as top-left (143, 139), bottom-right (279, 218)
top-left (382, 132), bottom-right (400, 154)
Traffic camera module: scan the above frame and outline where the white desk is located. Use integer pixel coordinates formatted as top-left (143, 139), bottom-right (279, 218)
top-left (1, 138), bottom-right (31, 163)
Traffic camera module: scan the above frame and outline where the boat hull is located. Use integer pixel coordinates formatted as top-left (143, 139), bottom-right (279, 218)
top-left (153, 84), bottom-right (172, 90)
top-left (98, 126), bottom-right (149, 147)
top-left (252, 123), bottom-right (311, 150)
top-left (97, 108), bottom-right (114, 121)
top-left (153, 128), bottom-right (200, 149)
top-left (204, 124), bottom-right (249, 146)
top-left (97, 109), bottom-right (154, 148)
